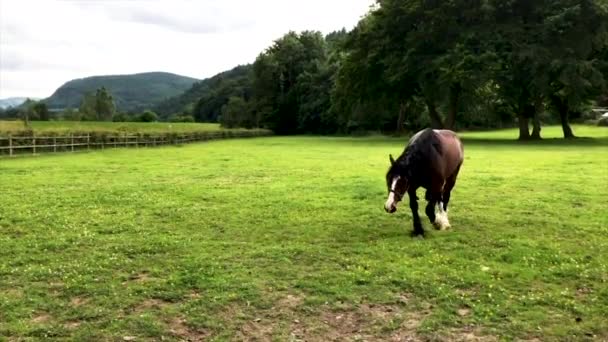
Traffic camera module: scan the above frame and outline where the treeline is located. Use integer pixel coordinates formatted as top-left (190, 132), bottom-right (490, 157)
top-left (169, 0), bottom-right (607, 139)
top-left (4, 0), bottom-right (606, 139)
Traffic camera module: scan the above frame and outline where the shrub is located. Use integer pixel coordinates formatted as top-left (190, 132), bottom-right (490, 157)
top-left (112, 113), bottom-right (130, 122)
top-left (169, 114), bottom-right (195, 123)
top-left (139, 110), bottom-right (158, 122)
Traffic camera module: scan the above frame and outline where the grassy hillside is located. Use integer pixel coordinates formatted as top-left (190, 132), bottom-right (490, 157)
top-left (44, 72), bottom-right (198, 112)
top-left (0, 129), bottom-right (606, 340)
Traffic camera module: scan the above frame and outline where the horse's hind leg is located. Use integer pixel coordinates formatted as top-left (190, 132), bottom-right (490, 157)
top-left (426, 190), bottom-right (448, 230)
top-left (437, 165), bottom-right (462, 229)
top-left (442, 164), bottom-right (462, 211)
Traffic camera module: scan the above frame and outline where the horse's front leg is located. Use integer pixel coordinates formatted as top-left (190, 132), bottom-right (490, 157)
top-left (408, 189), bottom-right (424, 237)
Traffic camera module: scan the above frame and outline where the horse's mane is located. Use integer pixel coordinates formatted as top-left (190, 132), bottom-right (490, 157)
top-left (395, 128), bottom-right (442, 179)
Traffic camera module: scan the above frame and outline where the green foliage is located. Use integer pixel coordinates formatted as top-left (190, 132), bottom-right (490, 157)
top-left (78, 87), bottom-right (116, 121)
top-left (32, 102), bottom-right (50, 121)
top-left (139, 110), bottom-right (158, 122)
top-left (219, 96), bottom-right (251, 128)
top-left (252, 31), bottom-right (333, 134)
top-left (155, 65), bottom-right (252, 121)
top-left (79, 92), bottom-right (97, 120)
top-left (1, 129), bottom-right (607, 339)
top-left (45, 72), bottom-right (198, 113)
top-left (112, 113), bottom-right (131, 122)
top-left (95, 87), bottom-right (116, 121)
top-left (192, 65), bottom-right (252, 123)
top-left (168, 114), bottom-right (195, 123)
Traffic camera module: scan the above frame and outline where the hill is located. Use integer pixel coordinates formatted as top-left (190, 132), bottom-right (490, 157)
top-left (154, 65), bottom-right (252, 119)
top-left (0, 97), bottom-right (36, 109)
top-left (44, 72), bottom-right (198, 112)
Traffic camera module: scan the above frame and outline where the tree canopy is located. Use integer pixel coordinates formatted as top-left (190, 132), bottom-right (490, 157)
top-left (197, 0), bottom-right (607, 139)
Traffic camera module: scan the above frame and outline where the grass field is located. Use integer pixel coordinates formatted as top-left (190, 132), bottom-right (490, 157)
top-left (0, 121), bottom-right (224, 135)
top-left (1, 126), bottom-right (607, 340)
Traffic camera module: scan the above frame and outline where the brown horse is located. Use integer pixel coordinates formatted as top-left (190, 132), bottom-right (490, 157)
top-left (384, 128), bottom-right (464, 236)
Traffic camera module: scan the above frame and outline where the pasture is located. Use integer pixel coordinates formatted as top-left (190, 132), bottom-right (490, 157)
top-left (0, 121), bottom-right (224, 135)
top-left (1, 126), bottom-right (607, 340)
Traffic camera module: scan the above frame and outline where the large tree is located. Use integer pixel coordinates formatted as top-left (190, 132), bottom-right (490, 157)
top-left (542, 0), bottom-right (608, 138)
top-left (252, 31), bottom-right (329, 134)
top-left (79, 87), bottom-right (116, 121)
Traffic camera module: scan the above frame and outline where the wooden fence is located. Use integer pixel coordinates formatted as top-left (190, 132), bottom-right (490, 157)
top-left (0, 130), bottom-right (272, 157)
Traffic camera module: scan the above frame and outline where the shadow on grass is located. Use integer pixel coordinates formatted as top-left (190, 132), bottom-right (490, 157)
top-left (460, 136), bottom-right (608, 147)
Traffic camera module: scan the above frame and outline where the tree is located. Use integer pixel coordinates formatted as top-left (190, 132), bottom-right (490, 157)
top-left (193, 66), bottom-right (252, 123)
top-left (139, 110), bottom-right (158, 122)
top-left (220, 96), bottom-right (250, 128)
top-left (33, 102), bottom-right (50, 121)
top-left (332, 0), bottom-right (496, 133)
top-left (95, 87), bottom-right (116, 121)
top-left (542, 0), bottom-right (608, 138)
top-left (252, 31), bottom-right (329, 134)
top-left (79, 92), bottom-right (97, 120)
top-left (78, 87), bottom-right (116, 121)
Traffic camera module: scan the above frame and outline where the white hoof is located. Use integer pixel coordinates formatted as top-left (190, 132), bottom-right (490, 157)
top-left (434, 212), bottom-right (451, 230)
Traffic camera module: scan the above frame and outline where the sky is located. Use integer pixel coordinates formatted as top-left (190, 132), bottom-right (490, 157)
top-left (0, 0), bottom-right (374, 99)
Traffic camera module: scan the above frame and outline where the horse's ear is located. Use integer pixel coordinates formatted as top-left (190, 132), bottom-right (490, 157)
top-left (389, 154), bottom-right (395, 165)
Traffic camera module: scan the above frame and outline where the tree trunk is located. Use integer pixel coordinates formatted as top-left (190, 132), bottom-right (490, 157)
top-left (552, 96), bottom-right (575, 138)
top-left (396, 101), bottom-right (409, 133)
top-left (518, 114), bottom-right (530, 140)
top-left (530, 96), bottom-right (542, 140)
top-left (558, 106), bottom-right (575, 138)
top-left (425, 99), bottom-right (444, 129)
top-left (446, 83), bottom-right (461, 130)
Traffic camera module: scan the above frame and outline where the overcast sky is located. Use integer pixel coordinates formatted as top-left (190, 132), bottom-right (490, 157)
top-left (0, 0), bottom-right (374, 99)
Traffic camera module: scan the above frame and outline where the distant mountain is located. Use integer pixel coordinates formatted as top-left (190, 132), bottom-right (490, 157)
top-left (0, 97), bottom-right (36, 109)
top-left (154, 65), bottom-right (252, 119)
top-left (44, 72), bottom-right (198, 112)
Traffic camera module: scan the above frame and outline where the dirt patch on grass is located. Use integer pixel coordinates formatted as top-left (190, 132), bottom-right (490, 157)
top-left (70, 296), bottom-right (89, 307)
top-left (216, 294), bottom-right (498, 341)
top-left (123, 272), bottom-right (154, 284)
top-left (438, 326), bottom-right (498, 342)
top-left (229, 294), bottom-right (430, 341)
top-left (64, 320), bottom-right (81, 329)
top-left (167, 316), bottom-right (211, 342)
top-left (31, 313), bottom-right (51, 324)
top-left (132, 298), bottom-right (172, 313)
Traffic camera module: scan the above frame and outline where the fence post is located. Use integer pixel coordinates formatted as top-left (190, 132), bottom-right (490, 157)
top-left (71, 134), bottom-right (74, 152)
top-left (87, 133), bottom-right (90, 151)
top-left (53, 137), bottom-right (57, 153)
top-left (33, 135), bottom-right (36, 155)
top-left (136, 134), bottom-right (139, 149)
top-left (9, 134), bottom-right (13, 157)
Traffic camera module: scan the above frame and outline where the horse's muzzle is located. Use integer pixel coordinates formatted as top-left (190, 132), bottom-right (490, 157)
top-left (385, 205), bottom-right (397, 214)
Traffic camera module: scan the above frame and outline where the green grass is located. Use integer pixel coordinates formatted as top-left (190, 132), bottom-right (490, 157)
top-left (459, 124), bottom-right (608, 141)
top-left (1, 127), bottom-right (607, 340)
top-left (0, 121), bottom-right (225, 135)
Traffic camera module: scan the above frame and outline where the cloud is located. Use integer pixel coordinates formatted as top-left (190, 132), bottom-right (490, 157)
top-left (0, 0), bottom-right (374, 98)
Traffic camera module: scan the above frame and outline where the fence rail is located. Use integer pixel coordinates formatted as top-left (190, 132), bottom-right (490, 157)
top-left (0, 130), bottom-right (271, 157)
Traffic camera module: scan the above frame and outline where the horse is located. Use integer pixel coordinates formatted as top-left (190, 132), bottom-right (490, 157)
top-left (384, 128), bottom-right (464, 236)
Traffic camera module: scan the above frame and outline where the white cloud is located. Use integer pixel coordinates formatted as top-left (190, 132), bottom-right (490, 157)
top-left (0, 0), bottom-right (373, 98)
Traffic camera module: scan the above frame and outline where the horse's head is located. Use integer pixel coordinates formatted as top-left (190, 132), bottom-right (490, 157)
top-left (385, 154), bottom-right (409, 213)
